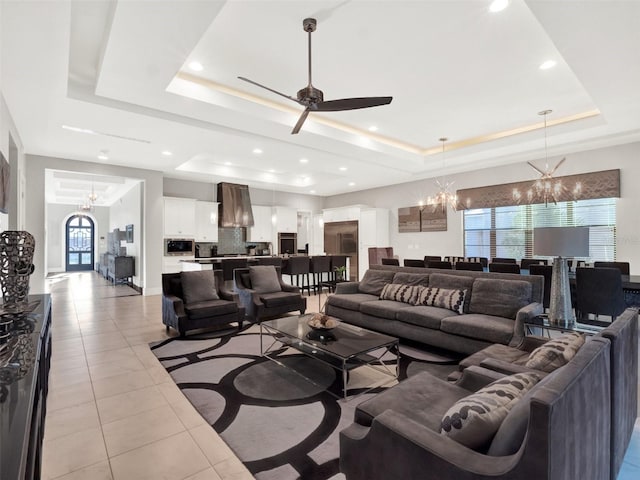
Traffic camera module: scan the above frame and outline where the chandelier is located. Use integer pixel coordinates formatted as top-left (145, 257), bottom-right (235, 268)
top-left (513, 109), bottom-right (582, 207)
top-left (426, 137), bottom-right (458, 212)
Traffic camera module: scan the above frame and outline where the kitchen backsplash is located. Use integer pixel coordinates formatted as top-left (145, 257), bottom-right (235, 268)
top-left (217, 227), bottom-right (246, 254)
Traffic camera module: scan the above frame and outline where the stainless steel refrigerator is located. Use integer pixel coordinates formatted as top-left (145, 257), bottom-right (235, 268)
top-left (324, 221), bottom-right (358, 281)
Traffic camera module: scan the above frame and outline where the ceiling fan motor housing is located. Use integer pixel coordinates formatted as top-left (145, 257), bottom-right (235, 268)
top-left (297, 86), bottom-right (324, 104)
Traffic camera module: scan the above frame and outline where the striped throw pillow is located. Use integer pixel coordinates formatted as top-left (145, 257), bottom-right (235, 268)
top-left (379, 283), bottom-right (421, 305)
top-left (416, 286), bottom-right (466, 314)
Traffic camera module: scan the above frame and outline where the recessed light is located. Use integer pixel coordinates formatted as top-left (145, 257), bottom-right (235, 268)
top-left (339, 166), bottom-right (347, 171)
top-left (188, 61), bottom-right (203, 72)
top-left (253, 148), bottom-right (263, 154)
top-left (161, 150), bottom-right (172, 156)
top-left (268, 169), bottom-right (276, 173)
top-left (299, 158), bottom-right (309, 163)
top-left (368, 126), bottom-right (378, 132)
top-left (539, 60), bottom-right (557, 70)
top-left (348, 182), bottom-right (355, 187)
top-left (489, 0), bottom-right (509, 13)
top-left (310, 190), bottom-right (316, 194)
top-left (97, 150), bottom-right (109, 161)
top-left (62, 125), bottom-right (95, 135)
top-left (224, 161), bottom-right (232, 166)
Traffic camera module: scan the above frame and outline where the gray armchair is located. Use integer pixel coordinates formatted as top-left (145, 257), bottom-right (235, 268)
top-left (340, 338), bottom-right (611, 480)
top-left (162, 270), bottom-right (244, 336)
top-left (234, 266), bottom-right (307, 322)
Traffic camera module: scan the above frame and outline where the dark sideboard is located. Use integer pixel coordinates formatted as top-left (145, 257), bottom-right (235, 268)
top-left (0, 295), bottom-right (52, 480)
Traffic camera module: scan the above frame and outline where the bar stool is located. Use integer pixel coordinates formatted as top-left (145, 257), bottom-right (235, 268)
top-left (309, 256), bottom-right (332, 295)
top-left (281, 256), bottom-right (311, 296)
top-left (256, 257), bottom-right (283, 268)
top-left (221, 258), bottom-right (248, 284)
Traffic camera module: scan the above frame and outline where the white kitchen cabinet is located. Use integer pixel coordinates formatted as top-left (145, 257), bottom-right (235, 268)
top-left (248, 205), bottom-right (274, 242)
top-left (322, 206), bottom-right (362, 223)
top-left (195, 201), bottom-right (219, 242)
top-left (163, 197), bottom-right (196, 237)
top-left (273, 206), bottom-right (297, 233)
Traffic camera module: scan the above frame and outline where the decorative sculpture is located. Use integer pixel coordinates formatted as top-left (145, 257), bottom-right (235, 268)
top-left (0, 231), bottom-right (35, 312)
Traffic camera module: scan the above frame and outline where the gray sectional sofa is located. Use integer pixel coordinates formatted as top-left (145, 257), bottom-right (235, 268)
top-left (340, 335), bottom-right (612, 480)
top-left (325, 265), bottom-right (544, 355)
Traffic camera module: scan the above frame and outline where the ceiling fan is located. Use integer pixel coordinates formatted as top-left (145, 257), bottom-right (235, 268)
top-left (239, 18), bottom-right (393, 134)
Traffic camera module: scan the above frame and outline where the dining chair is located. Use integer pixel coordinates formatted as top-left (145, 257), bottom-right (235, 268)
top-left (454, 261), bottom-right (483, 271)
top-left (424, 255), bottom-right (441, 263)
top-left (520, 258), bottom-right (548, 270)
top-left (403, 259), bottom-right (426, 267)
top-left (491, 257), bottom-right (517, 264)
top-left (575, 267), bottom-right (626, 323)
top-left (381, 258), bottom-right (400, 266)
top-left (465, 256), bottom-right (489, 268)
top-left (529, 264), bottom-right (552, 310)
top-left (488, 262), bottom-right (521, 274)
top-left (594, 261), bottom-right (630, 275)
top-left (426, 260), bottom-right (452, 270)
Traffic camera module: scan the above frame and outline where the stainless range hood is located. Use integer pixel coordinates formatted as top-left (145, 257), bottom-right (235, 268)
top-left (217, 182), bottom-right (255, 227)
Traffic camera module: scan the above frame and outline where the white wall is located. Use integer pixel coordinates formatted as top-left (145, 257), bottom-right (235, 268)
top-left (25, 155), bottom-right (164, 295)
top-left (109, 182), bottom-right (142, 284)
top-left (324, 141), bottom-right (640, 274)
top-left (162, 177), bottom-right (325, 214)
top-left (46, 204), bottom-right (109, 273)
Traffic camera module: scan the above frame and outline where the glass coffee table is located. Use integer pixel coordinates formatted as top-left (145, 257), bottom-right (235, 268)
top-left (260, 314), bottom-right (399, 399)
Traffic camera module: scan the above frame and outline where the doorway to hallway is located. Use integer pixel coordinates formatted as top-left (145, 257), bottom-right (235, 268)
top-left (65, 214), bottom-right (94, 271)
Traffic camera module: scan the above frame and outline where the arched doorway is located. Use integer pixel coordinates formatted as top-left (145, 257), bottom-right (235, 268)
top-left (66, 214), bottom-right (94, 271)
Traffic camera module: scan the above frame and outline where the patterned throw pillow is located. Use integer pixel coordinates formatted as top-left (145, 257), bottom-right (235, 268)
top-left (416, 287), bottom-right (466, 314)
top-left (525, 331), bottom-right (585, 373)
top-left (379, 283), bottom-right (421, 305)
top-left (440, 372), bottom-right (540, 449)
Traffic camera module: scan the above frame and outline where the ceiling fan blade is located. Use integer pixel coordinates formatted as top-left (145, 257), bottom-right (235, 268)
top-left (291, 108), bottom-right (311, 134)
top-left (313, 96), bottom-right (393, 112)
top-left (237, 76), bottom-right (301, 104)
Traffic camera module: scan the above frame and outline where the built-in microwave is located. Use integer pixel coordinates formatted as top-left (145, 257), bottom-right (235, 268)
top-left (164, 239), bottom-right (195, 256)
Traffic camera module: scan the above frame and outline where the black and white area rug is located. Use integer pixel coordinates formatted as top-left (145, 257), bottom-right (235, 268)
top-left (150, 324), bottom-right (461, 480)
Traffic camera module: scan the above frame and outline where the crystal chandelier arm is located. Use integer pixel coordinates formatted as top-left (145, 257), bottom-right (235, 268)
top-left (527, 161), bottom-right (546, 176)
top-left (549, 157), bottom-right (566, 176)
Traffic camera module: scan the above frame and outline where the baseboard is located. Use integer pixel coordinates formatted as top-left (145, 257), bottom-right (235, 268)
top-left (143, 287), bottom-right (162, 296)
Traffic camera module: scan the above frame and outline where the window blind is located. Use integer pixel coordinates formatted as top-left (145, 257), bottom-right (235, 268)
top-left (463, 198), bottom-right (616, 261)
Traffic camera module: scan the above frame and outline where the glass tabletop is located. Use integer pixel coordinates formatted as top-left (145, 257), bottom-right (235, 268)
top-left (525, 315), bottom-right (605, 335)
top-left (261, 314), bottom-right (398, 360)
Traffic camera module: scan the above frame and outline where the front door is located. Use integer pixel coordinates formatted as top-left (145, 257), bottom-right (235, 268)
top-left (66, 215), bottom-right (94, 271)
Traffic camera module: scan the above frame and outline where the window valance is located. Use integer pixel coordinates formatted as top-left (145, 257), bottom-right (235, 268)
top-left (456, 169), bottom-right (620, 210)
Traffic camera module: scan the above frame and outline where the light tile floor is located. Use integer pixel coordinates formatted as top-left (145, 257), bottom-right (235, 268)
top-left (41, 271), bottom-right (640, 479)
top-left (42, 272), bottom-right (257, 480)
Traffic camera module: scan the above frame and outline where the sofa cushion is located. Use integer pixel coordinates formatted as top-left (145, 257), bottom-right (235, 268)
top-left (440, 314), bottom-right (514, 345)
top-left (416, 287), bottom-right (466, 314)
top-left (440, 372), bottom-right (540, 449)
top-left (358, 269), bottom-right (396, 296)
top-left (185, 299), bottom-right (237, 320)
top-left (459, 343), bottom-right (530, 370)
top-left (391, 272), bottom-right (430, 287)
top-left (396, 305), bottom-right (453, 329)
top-left (380, 283), bottom-right (421, 305)
top-left (249, 266), bottom-right (281, 293)
top-left (360, 300), bottom-right (415, 320)
top-left (259, 291), bottom-right (301, 308)
top-left (355, 371), bottom-right (470, 430)
top-left (429, 273), bottom-right (475, 313)
top-left (525, 331), bottom-right (585, 373)
top-left (327, 293), bottom-right (379, 311)
top-left (181, 270), bottom-right (219, 304)
top-left (469, 278), bottom-right (532, 320)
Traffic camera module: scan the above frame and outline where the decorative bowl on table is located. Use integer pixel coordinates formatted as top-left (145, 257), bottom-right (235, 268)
top-left (307, 313), bottom-right (339, 330)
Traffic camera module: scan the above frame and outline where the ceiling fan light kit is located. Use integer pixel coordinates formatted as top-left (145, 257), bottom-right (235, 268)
top-left (238, 17), bottom-right (393, 134)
